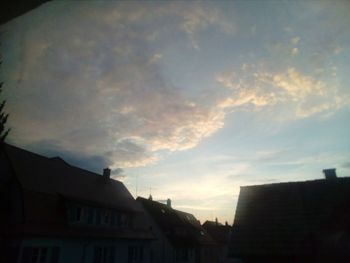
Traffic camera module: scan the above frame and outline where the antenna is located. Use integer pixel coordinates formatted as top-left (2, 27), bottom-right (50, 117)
top-left (135, 174), bottom-right (138, 197)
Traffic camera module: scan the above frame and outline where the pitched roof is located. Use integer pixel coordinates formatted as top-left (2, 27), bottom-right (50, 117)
top-left (0, 0), bottom-right (49, 25)
top-left (137, 197), bottom-right (216, 246)
top-left (229, 178), bottom-right (350, 257)
top-left (202, 221), bottom-right (231, 245)
top-left (1, 144), bottom-right (153, 239)
top-left (3, 144), bottom-right (142, 212)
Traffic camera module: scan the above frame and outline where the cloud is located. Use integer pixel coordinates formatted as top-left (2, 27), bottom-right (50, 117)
top-left (174, 2), bottom-right (235, 49)
top-left (292, 47), bottom-right (299, 55)
top-left (216, 65), bottom-right (348, 119)
top-left (341, 162), bottom-right (350, 169)
top-left (291, 36), bottom-right (300, 45)
top-left (148, 53), bottom-right (163, 64)
top-left (111, 167), bottom-right (127, 181)
top-left (25, 140), bottom-right (111, 174)
top-left (2, 1), bottom-right (229, 169)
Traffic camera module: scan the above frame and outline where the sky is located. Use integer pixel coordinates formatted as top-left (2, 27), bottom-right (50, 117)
top-left (1, 0), bottom-right (350, 224)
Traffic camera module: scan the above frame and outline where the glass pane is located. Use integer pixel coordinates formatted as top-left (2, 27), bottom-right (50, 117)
top-left (50, 247), bottom-right (60, 263)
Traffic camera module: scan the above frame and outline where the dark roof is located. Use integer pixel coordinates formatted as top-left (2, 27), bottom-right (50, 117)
top-left (1, 0), bottom-right (50, 25)
top-left (202, 220), bottom-right (231, 245)
top-left (137, 197), bottom-right (216, 247)
top-left (1, 144), bottom-right (153, 239)
top-left (3, 144), bottom-right (142, 212)
top-left (229, 178), bottom-right (350, 258)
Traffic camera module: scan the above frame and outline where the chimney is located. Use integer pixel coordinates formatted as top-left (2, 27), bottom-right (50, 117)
top-left (215, 217), bottom-right (218, 226)
top-left (166, 198), bottom-right (171, 208)
top-left (103, 168), bottom-right (111, 179)
top-left (323, 168), bottom-right (337, 180)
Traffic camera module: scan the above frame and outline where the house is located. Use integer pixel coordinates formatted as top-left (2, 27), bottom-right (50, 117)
top-left (228, 169), bottom-right (350, 263)
top-left (0, 144), bottom-right (154, 263)
top-left (202, 219), bottom-right (231, 262)
top-left (0, 0), bottom-right (49, 25)
top-left (137, 196), bottom-right (218, 263)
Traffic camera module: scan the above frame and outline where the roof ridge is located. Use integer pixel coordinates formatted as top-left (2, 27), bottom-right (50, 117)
top-left (241, 177), bottom-right (350, 188)
top-left (5, 143), bottom-right (124, 183)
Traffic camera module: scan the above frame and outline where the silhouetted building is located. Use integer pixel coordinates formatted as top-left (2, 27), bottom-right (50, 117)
top-left (228, 170), bottom-right (350, 263)
top-left (202, 220), bottom-right (231, 262)
top-left (0, 0), bottom-right (50, 25)
top-left (137, 196), bottom-right (219, 263)
top-left (0, 144), bottom-right (154, 263)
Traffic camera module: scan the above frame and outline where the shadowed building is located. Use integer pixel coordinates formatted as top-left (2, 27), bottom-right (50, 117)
top-left (1, 0), bottom-right (50, 25)
top-left (137, 196), bottom-right (219, 263)
top-left (202, 219), bottom-right (231, 262)
top-left (0, 144), bottom-right (154, 263)
top-left (228, 169), bottom-right (350, 263)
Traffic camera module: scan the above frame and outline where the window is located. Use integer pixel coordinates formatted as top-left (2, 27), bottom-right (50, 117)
top-left (76, 206), bottom-right (82, 222)
top-left (31, 247), bottom-right (47, 263)
top-left (94, 246), bottom-right (115, 263)
top-left (102, 210), bottom-right (111, 225)
top-left (112, 211), bottom-right (121, 226)
top-left (128, 246), bottom-right (143, 263)
top-left (20, 247), bottom-right (60, 263)
top-left (87, 207), bottom-right (95, 224)
top-left (96, 209), bottom-right (102, 225)
top-left (176, 248), bottom-right (189, 261)
top-left (51, 247), bottom-right (60, 263)
top-left (111, 211), bottom-right (130, 228)
top-left (67, 204), bottom-right (85, 223)
top-left (120, 213), bottom-right (129, 227)
top-left (67, 205), bottom-right (129, 228)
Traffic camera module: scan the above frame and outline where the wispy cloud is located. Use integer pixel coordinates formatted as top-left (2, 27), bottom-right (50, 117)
top-left (216, 65), bottom-right (349, 119)
top-left (2, 1), bottom-right (230, 168)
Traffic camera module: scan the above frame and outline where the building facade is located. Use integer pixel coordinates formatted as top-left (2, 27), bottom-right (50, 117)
top-left (228, 169), bottom-right (350, 263)
top-left (137, 196), bottom-right (219, 263)
top-left (0, 144), bottom-right (154, 263)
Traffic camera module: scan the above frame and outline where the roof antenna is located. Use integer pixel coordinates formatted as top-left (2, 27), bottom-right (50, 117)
top-left (135, 174), bottom-right (138, 197)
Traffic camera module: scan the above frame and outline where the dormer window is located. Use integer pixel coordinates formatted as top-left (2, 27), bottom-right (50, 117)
top-left (67, 204), bottom-right (85, 223)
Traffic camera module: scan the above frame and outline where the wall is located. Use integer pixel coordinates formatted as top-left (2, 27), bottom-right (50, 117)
top-left (11, 237), bottom-right (151, 263)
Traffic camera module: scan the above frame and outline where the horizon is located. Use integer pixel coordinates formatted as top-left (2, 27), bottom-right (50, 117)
top-left (1, 0), bottom-right (349, 224)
